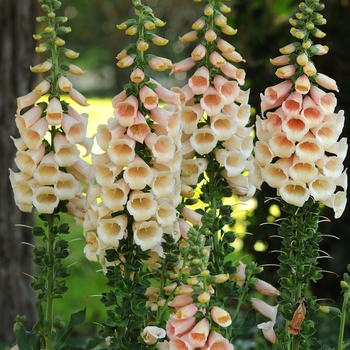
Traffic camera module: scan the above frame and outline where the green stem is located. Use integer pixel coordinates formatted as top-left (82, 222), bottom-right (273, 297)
top-left (337, 290), bottom-right (350, 350)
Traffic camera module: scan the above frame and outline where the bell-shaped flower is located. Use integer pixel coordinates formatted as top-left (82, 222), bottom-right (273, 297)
top-left (309, 175), bottom-right (336, 201)
top-left (16, 89), bottom-right (43, 113)
top-left (166, 317), bottom-right (196, 340)
top-left (323, 156), bottom-right (344, 178)
top-left (21, 117), bottom-right (48, 151)
top-left (257, 321), bottom-right (277, 344)
top-left (101, 179), bottom-right (130, 212)
top-left (61, 113), bottom-right (86, 144)
top-left (210, 114), bottom-right (238, 141)
top-left (215, 149), bottom-right (246, 177)
top-left (171, 57), bottom-right (196, 74)
top-left (54, 171), bottom-right (80, 200)
top-left (282, 114), bottom-right (309, 142)
top-left (213, 75), bottom-right (240, 105)
top-left (295, 74), bottom-right (311, 95)
top-left (200, 87), bottom-right (225, 116)
top-left (301, 95), bottom-right (324, 128)
top-left (321, 191), bottom-right (346, 219)
top-left (282, 91), bottom-right (303, 116)
top-left (140, 85), bottom-right (158, 110)
top-left (210, 306), bottom-right (232, 327)
top-left (127, 191), bottom-right (157, 221)
top-left (68, 88), bottom-right (89, 106)
top-left (93, 162), bottom-right (122, 187)
top-left (191, 43), bottom-right (206, 61)
top-left (141, 326), bottom-right (166, 345)
top-left (33, 152), bottom-right (60, 185)
top-left (33, 186), bottom-right (59, 214)
top-left (46, 97), bottom-right (63, 125)
top-left (263, 80), bottom-right (293, 106)
top-left (268, 132), bottom-right (295, 158)
top-left (14, 144), bottom-right (46, 175)
top-left (173, 304), bottom-right (198, 321)
top-left (190, 126), bottom-right (218, 154)
top-left (315, 73), bottom-right (339, 92)
top-left (224, 133), bottom-right (254, 159)
top-left (151, 171), bottom-right (176, 199)
top-left (310, 86), bottom-right (337, 114)
top-left (251, 298), bottom-right (278, 323)
top-left (58, 76), bottom-right (73, 92)
top-left (83, 232), bottom-right (99, 262)
top-left (209, 51), bottom-right (226, 68)
top-left (217, 38), bottom-right (235, 53)
top-left (295, 137), bottom-right (324, 162)
top-left (206, 331), bottom-right (234, 350)
top-left (180, 105), bottom-right (203, 135)
top-left (188, 66), bottom-right (210, 95)
top-left (124, 155), bottom-right (153, 190)
top-left (254, 279), bottom-right (280, 297)
top-left (66, 157), bottom-right (92, 185)
top-left (289, 160), bottom-right (318, 183)
top-left (168, 294), bottom-right (194, 309)
top-left (188, 318), bottom-right (210, 348)
top-left (262, 163), bottom-right (289, 189)
top-left (114, 94), bottom-right (139, 127)
top-left (220, 62), bottom-right (245, 85)
top-left (224, 172), bottom-right (256, 200)
top-left (16, 105), bottom-right (42, 131)
top-left (107, 136), bottom-right (136, 166)
top-left (53, 133), bottom-right (80, 167)
top-left (312, 122), bottom-right (340, 149)
top-left (181, 207), bottom-right (202, 226)
top-left (97, 215), bottom-right (127, 248)
top-left (254, 141), bottom-right (273, 167)
top-left (133, 220), bottom-right (163, 251)
top-left (180, 158), bottom-right (208, 186)
top-left (279, 180), bottom-right (310, 207)
top-left (9, 170), bottom-right (34, 211)
top-left (156, 198), bottom-right (177, 227)
top-left (327, 138), bottom-right (348, 160)
top-left (145, 133), bottom-right (176, 165)
top-left (127, 111), bottom-right (151, 143)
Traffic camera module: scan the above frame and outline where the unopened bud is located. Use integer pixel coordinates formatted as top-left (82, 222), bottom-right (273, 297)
top-left (198, 291), bottom-right (211, 303)
top-left (144, 20), bottom-right (156, 30)
top-left (204, 5), bottom-right (214, 16)
top-left (219, 4), bottom-right (231, 13)
top-left (154, 18), bottom-right (166, 27)
top-left (55, 38), bottom-right (65, 46)
top-left (125, 25), bottom-right (137, 36)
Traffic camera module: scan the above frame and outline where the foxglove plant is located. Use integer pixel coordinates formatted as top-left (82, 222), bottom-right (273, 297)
top-left (9, 0), bottom-right (91, 348)
top-left (254, 0), bottom-right (348, 348)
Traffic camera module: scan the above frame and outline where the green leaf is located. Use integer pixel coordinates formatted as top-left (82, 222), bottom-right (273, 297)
top-left (56, 309), bottom-right (86, 345)
top-left (234, 308), bottom-right (256, 334)
top-left (16, 326), bottom-right (39, 350)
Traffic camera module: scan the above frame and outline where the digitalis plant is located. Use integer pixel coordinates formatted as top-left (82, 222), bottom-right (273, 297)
top-left (9, 0), bottom-right (91, 348)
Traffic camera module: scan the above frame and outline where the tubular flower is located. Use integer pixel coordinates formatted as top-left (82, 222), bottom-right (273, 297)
top-left (254, 3), bottom-right (347, 217)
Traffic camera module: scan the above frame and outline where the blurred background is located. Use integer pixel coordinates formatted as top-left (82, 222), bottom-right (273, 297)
top-left (0, 0), bottom-right (349, 347)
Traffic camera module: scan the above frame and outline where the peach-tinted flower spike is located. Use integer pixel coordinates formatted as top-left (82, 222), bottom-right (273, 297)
top-left (171, 57), bottom-right (196, 75)
top-left (188, 66), bottom-right (210, 95)
top-left (97, 215), bottom-right (127, 248)
top-left (46, 97), bottom-right (63, 125)
top-left (127, 111), bottom-right (151, 143)
top-left (17, 91), bottom-right (42, 114)
top-left (188, 318), bottom-right (210, 348)
top-left (295, 74), bottom-right (311, 95)
top-left (315, 72), bottom-right (339, 92)
top-left (33, 186), bottom-right (60, 214)
top-left (123, 155), bottom-right (153, 190)
top-left (68, 88), bottom-right (89, 106)
top-left (114, 94), bottom-right (139, 127)
top-left (206, 331), bottom-right (234, 350)
top-left (140, 85), bottom-right (158, 110)
top-left (257, 321), bottom-right (277, 344)
top-left (210, 306), bottom-right (232, 327)
top-left (251, 298), bottom-right (278, 322)
top-left (133, 220), bottom-right (163, 251)
top-left (200, 86), bottom-right (225, 116)
top-left (107, 137), bottom-right (136, 166)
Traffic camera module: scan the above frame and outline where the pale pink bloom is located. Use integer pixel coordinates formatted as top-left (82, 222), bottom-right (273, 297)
top-left (261, 95), bottom-right (286, 115)
top-left (168, 294), bottom-right (194, 308)
top-left (97, 215), bottom-right (127, 248)
top-left (210, 114), bottom-right (238, 140)
top-left (301, 95), bottom-right (324, 128)
top-left (262, 164), bottom-right (289, 188)
top-left (148, 57), bottom-right (172, 72)
top-left (111, 90), bottom-right (127, 108)
top-left (176, 284), bottom-right (194, 295)
top-left (324, 110), bottom-right (345, 133)
top-left (282, 115), bottom-right (309, 142)
top-left (279, 43), bottom-right (297, 55)
top-left (67, 64), bottom-right (85, 75)
top-left (295, 74), bottom-right (311, 95)
top-left (188, 318), bottom-right (210, 348)
top-left (254, 279), bottom-right (280, 296)
top-left (33, 186), bottom-right (60, 214)
top-left (254, 141), bottom-right (273, 167)
top-left (171, 57), bottom-right (196, 74)
top-left (180, 158), bottom-right (208, 186)
top-left (190, 126), bottom-right (218, 154)
top-left (54, 172), bottom-right (80, 200)
top-left (30, 60), bottom-right (53, 73)
top-left (67, 105), bottom-right (88, 126)
top-left (117, 55), bottom-right (134, 68)
top-left (96, 123), bottom-right (120, 151)
top-left (14, 144), bottom-right (46, 175)
top-left (123, 155), bottom-right (153, 190)
top-left (315, 73), bottom-right (339, 92)
top-left (275, 64), bottom-right (296, 79)
top-left (114, 94), bottom-right (139, 127)
top-left (101, 180), bottom-right (130, 212)
top-left (61, 113), bottom-right (86, 144)
top-left (251, 298), bottom-right (278, 322)
top-left (257, 321), bottom-right (277, 344)
top-left (33, 80), bottom-right (51, 95)
top-left (46, 97), bottom-right (63, 125)
top-left (215, 149), bottom-right (246, 177)
top-left (181, 207), bottom-right (202, 226)
top-left (213, 75), bottom-right (239, 104)
top-left (127, 191), bottom-right (157, 221)
top-left (206, 331), bottom-right (234, 350)
top-left (281, 91), bottom-right (303, 116)
top-left (209, 51), bottom-right (226, 68)
top-left (210, 306), bottom-right (232, 327)
top-left (217, 39), bottom-right (235, 53)
top-left (222, 49), bottom-right (245, 63)
top-left (66, 157), bottom-right (91, 185)
top-left (156, 340), bottom-right (170, 350)
top-left (152, 171), bottom-right (176, 199)
top-left (127, 112), bottom-right (151, 143)
top-left (204, 28), bottom-right (217, 41)
top-left (69, 88), bottom-right (89, 106)
top-left (268, 132), bottom-right (295, 158)
top-left (21, 117), bottom-right (48, 151)
top-left (231, 261), bottom-right (246, 287)
top-left (130, 67), bottom-right (145, 83)
top-left (265, 112), bottom-right (284, 134)
top-left (133, 220), bottom-right (163, 251)
top-left (321, 191), bottom-right (347, 219)
top-left (269, 55), bottom-right (290, 66)
top-left (16, 105), bottom-right (42, 130)
top-left (107, 137), bottom-right (135, 166)
top-left (309, 175), bottom-right (336, 201)
top-left (289, 161), bottom-right (318, 183)
top-left (9, 171), bottom-right (34, 211)
top-left (141, 326), bottom-right (166, 345)
top-left (156, 199), bottom-right (177, 227)
top-left (34, 152), bottom-right (60, 185)
top-left (58, 76), bottom-right (73, 92)
top-left (154, 83), bottom-right (182, 108)
top-left (220, 62), bottom-right (245, 85)
top-left (200, 87), bottom-right (225, 116)
top-left (312, 122), bottom-right (340, 149)
top-left (145, 133), bottom-right (176, 164)
top-left (310, 86), bottom-right (337, 114)
top-left (191, 43), bottom-right (206, 61)
top-left (174, 304), bottom-right (198, 320)
top-left (189, 66), bottom-right (210, 95)
top-left (140, 85), bottom-right (158, 110)
top-left (303, 61), bottom-right (317, 76)
top-left (180, 105), bottom-right (203, 134)
top-left (264, 80), bottom-right (293, 105)
top-left (150, 106), bottom-right (172, 128)
top-left (279, 180), bottom-right (310, 207)
top-left (168, 335), bottom-right (194, 350)
top-left (53, 133), bottom-right (79, 167)
top-left (179, 30), bottom-right (198, 43)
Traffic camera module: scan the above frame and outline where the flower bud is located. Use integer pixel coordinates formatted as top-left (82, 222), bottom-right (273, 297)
top-left (63, 49), bottom-right (80, 59)
top-left (179, 31), bottom-right (198, 43)
top-left (116, 21), bottom-right (128, 30)
top-left (303, 61), bottom-right (317, 76)
top-left (125, 25), bottom-right (137, 35)
top-left (204, 29), bottom-right (217, 42)
top-left (57, 26), bottom-right (71, 35)
top-left (279, 43), bottom-right (297, 55)
top-left (290, 27), bottom-right (305, 39)
top-left (296, 52), bottom-right (308, 66)
top-left (253, 278), bottom-right (280, 296)
top-left (30, 61), bottom-right (53, 73)
top-left (312, 27), bottom-right (326, 38)
top-left (313, 44), bottom-right (329, 55)
top-left (154, 18), bottom-right (166, 27)
top-left (55, 38), bottom-right (65, 46)
top-left (187, 277), bottom-right (199, 285)
top-left (130, 68), bottom-right (145, 83)
top-left (198, 291), bottom-right (211, 303)
top-left (214, 14), bottom-right (227, 27)
top-left (214, 274), bottom-right (229, 283)
top-left (36, 16), bottom-right (49, 23)
top-left (219, 4), bottom-right (231, 13)
top-left (192, 18), bottom-right (206, 30)
top-left (58, 76), bottom-right (73, 92)
top-left (137, 40), bottom-right (149, 51)
top-left (144, 20), bottom-right (155, 30)
top-left (221, 25), bottom-right (237, 35)
top-left (67, 64), bottom-right (85, 75)
top-left (151, 35), bottom-right (168, 46)
top-left (204, 5), bottom-right (214, 16)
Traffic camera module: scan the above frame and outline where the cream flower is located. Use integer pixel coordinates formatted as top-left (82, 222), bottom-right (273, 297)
top-left (97, 215), bottom-right (128, 248)
top-left (133, 220), bottom-right (163, 251)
